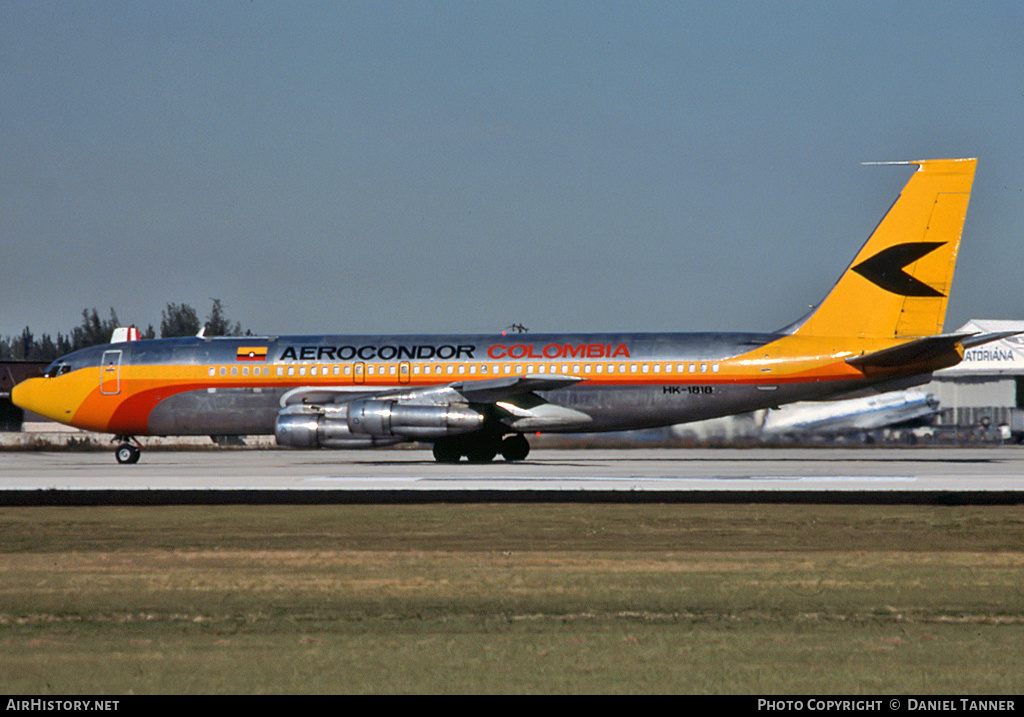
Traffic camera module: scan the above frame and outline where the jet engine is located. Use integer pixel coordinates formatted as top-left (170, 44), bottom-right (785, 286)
top-left (274, 400), bottom-right (485, 449)
top-left (274, 406), bottom-right (399, 449)
top-left (346, 398), bottom-right (484, 439)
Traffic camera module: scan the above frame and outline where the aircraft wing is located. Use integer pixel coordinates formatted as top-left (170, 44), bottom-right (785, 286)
top-left (450, 375), bottom-right (592, 430)
top-left (280, 373), bottom-right (591, 431)
top-left (280, 386), bottom-right (393, 406)
top-left (449, 374), bottom-right (584, 402)
top-left (281, 374), bottom-right (583, 407)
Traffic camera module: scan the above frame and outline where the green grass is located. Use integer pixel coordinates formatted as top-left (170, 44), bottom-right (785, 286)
top-left (1, 504), bottom-right (1023, 693)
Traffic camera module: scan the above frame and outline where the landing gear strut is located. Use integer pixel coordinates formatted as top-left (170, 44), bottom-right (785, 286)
top-left (432, 433), bottom-right (531, 463)
top-left (114, 437), bottom-right (141, 464)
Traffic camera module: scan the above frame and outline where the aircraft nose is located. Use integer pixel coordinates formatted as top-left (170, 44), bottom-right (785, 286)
top-left (11, 378), bottom-right (34, 412)
top-left (11, 377), bottom-right (61, 422)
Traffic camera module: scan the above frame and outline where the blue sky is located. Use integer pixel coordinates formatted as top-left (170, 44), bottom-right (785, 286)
top-left (2, 1), bottom-right (1022, 338)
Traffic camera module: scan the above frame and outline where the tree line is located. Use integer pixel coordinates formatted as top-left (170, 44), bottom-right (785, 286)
top-left (1, 300), bottom-right (246, 362)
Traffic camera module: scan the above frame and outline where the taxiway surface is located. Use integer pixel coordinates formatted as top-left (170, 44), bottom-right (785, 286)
top-left (3, 447), bottom-right (1024, 504)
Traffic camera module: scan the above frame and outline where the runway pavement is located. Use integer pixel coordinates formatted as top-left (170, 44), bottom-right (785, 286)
top-left (3, 446), bottom-right (1024, 504)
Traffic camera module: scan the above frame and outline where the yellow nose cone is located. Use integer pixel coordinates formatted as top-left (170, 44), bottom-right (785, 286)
top-left (11, 377), bottom-right (71, 424)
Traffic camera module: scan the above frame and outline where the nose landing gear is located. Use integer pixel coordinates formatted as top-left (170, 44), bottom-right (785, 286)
top-left (114, 437), bottom-right (141, 464)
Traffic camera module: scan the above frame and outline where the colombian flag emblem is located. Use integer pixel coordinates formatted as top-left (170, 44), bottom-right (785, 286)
top-left (237, 346), bottom-right (268, 361)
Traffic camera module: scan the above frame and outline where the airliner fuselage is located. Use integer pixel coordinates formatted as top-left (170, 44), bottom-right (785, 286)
top-left (15, 329), bottom-right (927, 450)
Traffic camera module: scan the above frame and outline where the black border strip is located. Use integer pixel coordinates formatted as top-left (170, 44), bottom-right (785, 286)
top-left (2, 489), bottom-right (1024, 506)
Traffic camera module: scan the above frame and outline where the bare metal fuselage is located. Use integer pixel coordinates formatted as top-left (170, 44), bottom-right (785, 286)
top-left (35, 330), bottom-right (918, 438)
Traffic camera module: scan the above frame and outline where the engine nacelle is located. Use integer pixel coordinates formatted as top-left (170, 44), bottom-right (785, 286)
top-left (347, 399), bottom-right (484, 438)
top-left (275, 409), bottom-right (402, 449)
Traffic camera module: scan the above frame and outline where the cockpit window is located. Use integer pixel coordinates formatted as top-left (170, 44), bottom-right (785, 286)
top-left (44, 362), bottom-right (71, 378)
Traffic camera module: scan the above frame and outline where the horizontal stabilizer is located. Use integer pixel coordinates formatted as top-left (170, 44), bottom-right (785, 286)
top-left (846, 333), bottom-right (971, 371)
top-left (847, 331), bottom-right (1019, 373)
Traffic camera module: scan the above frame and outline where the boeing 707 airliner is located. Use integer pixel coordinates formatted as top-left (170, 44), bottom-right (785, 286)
top-left (14, 158), bottom-right (1003, 463)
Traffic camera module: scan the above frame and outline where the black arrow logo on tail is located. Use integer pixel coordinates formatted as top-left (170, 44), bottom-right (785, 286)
top-left (851, 242), bottom-right (947, 297)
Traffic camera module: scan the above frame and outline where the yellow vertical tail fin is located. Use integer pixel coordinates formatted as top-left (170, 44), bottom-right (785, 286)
top-left (791, 158), bottom-right (976, 340)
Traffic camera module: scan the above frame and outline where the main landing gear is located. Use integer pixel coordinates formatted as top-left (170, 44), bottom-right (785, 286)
top-left (432, 432), bottom-right (530, 464)
top-left (114, 436), bottom-right (142, 464)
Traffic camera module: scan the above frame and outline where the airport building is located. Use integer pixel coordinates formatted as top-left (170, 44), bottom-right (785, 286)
top-left (928, 320), bottom-right (1024, 437)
